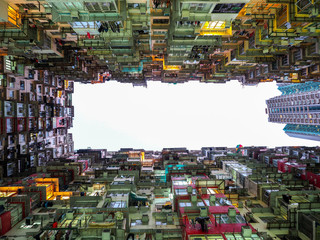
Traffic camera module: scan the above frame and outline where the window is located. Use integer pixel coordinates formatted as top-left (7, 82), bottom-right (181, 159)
top-left (72, 21), bottom-right (96, 29)
top-left (155, 221), bottom-right (167, 226)
top-left (20, 81), bottom-right (25, 90)
top-left (7, 163), bottom-right (14, 177)
top-left (154, 31), bottom-right (166, 35)
top-left (28, 70), bottom-right (34, 79)
top-left (175, 188), bottom-right (196, 195)
top-left (109, 201), bottom-right (126, 208)
top-left (294, 50), bottom-right (302, 60)
top-left (212, 3), bottom-right (245, 13)
top-left (128, 3), bottom-right (140, 8)
top-left (84, 2), bottom-right (116, 13)
top-left (15, 3), bottom-right (38, 10)
top-left (153, 19), bottom-right (169, 24)
top-left (308, 43), bottom-right (317, 55)
top-left (190, 3), bottom-right (206, 11)
top-left (179, 202), bottom-right (192, 207)
top-left (282, 55), bottom-right (289, 65)
top-left (9, 91), bottom-right (14, 99)
top-left (271, 61), bottom-right (279, 70)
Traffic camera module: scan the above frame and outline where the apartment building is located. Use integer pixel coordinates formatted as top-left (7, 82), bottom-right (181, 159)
top-left (0, 56), bottom-right (74, 179)
top-left (266, 82), bottom-right (320, 141)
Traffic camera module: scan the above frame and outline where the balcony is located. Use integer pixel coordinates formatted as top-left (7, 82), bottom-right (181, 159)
top-left (7, 5), bottom-right (20, 28)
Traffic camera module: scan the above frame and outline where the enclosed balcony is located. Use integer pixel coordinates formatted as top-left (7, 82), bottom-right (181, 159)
top-left (71, 21), bottom-right (101, 36)
top-left (199, 21), bottom-right (232, 36)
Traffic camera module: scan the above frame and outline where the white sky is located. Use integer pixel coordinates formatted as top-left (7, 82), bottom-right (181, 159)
top-left (70, 80), bottom-right (318, 151)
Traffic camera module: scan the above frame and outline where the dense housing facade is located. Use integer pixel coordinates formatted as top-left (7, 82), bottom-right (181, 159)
top-left (1, 1), bottom-right (320, 240)
top-left (0, 60), bottom-right (74, 179)
top-left (0, 147), bottom-right (319, 239)
top-left (0, 0), bottom-right (319, 85)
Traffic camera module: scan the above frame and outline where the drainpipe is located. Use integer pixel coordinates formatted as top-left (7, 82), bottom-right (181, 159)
top-left (147, 0), bottom-right (152, 51)
top-left (24, 13), bottom-right (47, 19)
top-left (119, 0), bottom-right (127, 21)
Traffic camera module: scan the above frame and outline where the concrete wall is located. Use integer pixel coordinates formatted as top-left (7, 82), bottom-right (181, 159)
top-left (0, 0), bottom-right (8, 22)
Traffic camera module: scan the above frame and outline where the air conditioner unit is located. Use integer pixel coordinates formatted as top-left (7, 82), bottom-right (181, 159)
top-left (194, 27), bottom-right (201, 35)
top-left (228, 208), bottom-right (236, 217)
top-left (241, 226), bottom-right (252, 237)
top-left (102, 229), bottom-right (111, 240)
top-left (71, 11), bottom-right (79, 19)
top-left (142, 22), bottom-right (148, 30)
top-left (200, 207), bottom-right (208, 217)
top-left (25, 216), bottom-right (34, 225)
top-left (309, 7), bottom-right (319, 17)
top-left (66, 210), bottom-right (74, 220)
top-left (269, 8), bottom-right (277, 15)
top-left (225, 21), bottom-right (231, 29)
top-left (181, 10), bottom-right (190, 20)
top-left (140, 7), bottom-right (146, 13)
top-left (191, 194), bottom-right (197, 203)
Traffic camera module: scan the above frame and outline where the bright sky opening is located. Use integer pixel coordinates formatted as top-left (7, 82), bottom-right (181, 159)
top-left (70, 81), bottom-right (318, 150)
